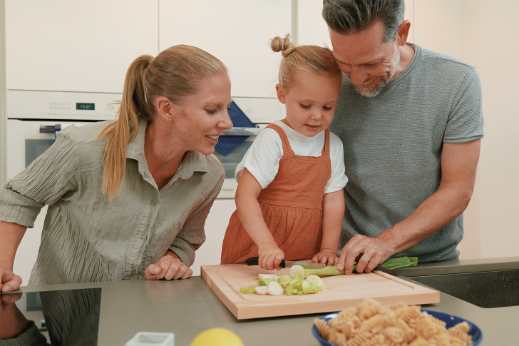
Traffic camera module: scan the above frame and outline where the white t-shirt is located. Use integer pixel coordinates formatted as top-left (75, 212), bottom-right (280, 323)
top-left (235, 120), bottom-right (348, 194)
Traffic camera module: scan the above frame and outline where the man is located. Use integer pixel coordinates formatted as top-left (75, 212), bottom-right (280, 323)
top-left (323, 0), bottom-right (484, 274)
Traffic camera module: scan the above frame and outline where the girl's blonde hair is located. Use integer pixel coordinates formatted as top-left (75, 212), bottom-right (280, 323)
top-left (270, 34), bottom-right (341, 90)
top-left (96, 45), bottom-right (227, 201)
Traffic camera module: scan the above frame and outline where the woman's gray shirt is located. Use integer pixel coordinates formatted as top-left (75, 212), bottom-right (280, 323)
top-left (330, 44), bottom-right (484, 262)
top-left (0, 119), bottom-right (224, 285)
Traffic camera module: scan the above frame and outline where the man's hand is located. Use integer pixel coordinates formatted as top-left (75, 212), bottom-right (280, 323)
top-left (258, 242), bottom-right (284, 270)
top-left (337, 235), bottom-right (392, 274)
top-left (145, 251), bottom-right (192, 280)
top-left (311, 249), bottom-right (338, 266)
top-left (0, 267), bottom-right (22, 294)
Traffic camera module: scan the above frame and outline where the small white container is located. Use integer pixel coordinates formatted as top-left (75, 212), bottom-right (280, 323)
top-left (125, 332), bottom-right (175, 346)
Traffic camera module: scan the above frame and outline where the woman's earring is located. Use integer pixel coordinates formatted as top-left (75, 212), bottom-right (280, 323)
top-left (168, 118), bottom-right (172, 122)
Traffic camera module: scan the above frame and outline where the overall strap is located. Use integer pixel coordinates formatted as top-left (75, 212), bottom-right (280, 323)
top-left (321, 130), bottom-right (330, 157)
top-left (265, 123), bottom-right (295, 156)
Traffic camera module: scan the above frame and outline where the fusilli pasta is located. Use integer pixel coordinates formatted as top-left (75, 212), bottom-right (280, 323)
top-left (314, 298), bottom-right (474, 346)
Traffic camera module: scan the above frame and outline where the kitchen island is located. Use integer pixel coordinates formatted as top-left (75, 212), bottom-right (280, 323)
top-left (3, 257), bottom-right (519, 346)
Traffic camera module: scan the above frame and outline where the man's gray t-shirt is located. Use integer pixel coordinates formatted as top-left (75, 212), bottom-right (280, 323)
top-left (330, 43), bottom-right (484, 262)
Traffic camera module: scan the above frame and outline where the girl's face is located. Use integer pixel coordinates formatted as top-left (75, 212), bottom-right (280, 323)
top-left (276, 69), bottom-right (341, 137)
top-left (170, 73), bottom-right (233, 155)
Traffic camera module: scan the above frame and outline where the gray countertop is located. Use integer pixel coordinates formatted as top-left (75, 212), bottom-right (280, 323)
top-left (387, 255), bottom-right (519, 277)
top-left (9, 257), bottom-right (519, 346)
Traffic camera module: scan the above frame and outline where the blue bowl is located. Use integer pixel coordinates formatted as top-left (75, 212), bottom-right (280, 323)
top-left (312, 309), bottom-right (483, 346)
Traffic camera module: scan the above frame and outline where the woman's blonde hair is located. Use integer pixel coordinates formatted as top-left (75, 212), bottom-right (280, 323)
top-left (270, 34), bottom-right (341, 90)
top-left (96, 45), bottom-right (227, 201)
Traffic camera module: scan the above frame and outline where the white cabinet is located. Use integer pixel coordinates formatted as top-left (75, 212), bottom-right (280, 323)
top-left (158, 0), bottom-right (291, 98)
top-left (296, 0), bottom-right (332, 47)
top-left (296, 0), bottom-right (414, 46)
top-left (191, 200), bottom-right (235, 276)
top-left (5, 0), bottom-right (159, 93)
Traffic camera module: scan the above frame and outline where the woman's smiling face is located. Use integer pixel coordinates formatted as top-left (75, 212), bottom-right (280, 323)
top-left (171, 73), bottom-right (233, 155)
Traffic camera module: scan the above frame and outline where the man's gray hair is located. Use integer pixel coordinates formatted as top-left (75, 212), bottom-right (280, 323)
top-left (322, 0), bottom-right (405, 43)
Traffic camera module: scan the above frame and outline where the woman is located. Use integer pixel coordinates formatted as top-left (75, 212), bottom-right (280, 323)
top-left (0, 45), bottom-right (233, 292)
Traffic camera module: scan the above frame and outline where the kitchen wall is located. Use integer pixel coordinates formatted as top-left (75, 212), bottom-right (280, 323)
top-left (412, 0), bottom-right (519, 259)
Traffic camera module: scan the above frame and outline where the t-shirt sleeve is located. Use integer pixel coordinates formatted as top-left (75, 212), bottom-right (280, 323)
top-left (324, 133), bottom-right (348, 194)
top-left (443, 66), bottom-right (484, 143)
top-left (235, 128), bottom-right (283, 189)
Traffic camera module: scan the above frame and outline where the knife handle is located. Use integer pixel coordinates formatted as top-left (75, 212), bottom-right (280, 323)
top-left (245, 257), bottom-right (286, 268)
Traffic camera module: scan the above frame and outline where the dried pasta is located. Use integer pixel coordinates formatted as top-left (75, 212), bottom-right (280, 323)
top-left (314, 297), bottom-right (474, 346)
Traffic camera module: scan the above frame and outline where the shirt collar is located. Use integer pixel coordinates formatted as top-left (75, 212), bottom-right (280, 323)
top-left (126, 119), bottom-right (209, 188)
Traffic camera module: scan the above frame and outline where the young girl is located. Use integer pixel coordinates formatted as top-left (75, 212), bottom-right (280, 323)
top-left (221, 35), bottom-right (347, 270)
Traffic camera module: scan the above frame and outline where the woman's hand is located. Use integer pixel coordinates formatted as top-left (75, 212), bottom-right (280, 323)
top-left (311, 249), bottom-right (338, 266)
top-left (258, 242), bottom-right (284, 270)
top-left (0, 293), bottom-right (28, 340)
top-left (0, 266), bottom-right (22, 294)
top-left (145, 251), bottom-right (192, 280)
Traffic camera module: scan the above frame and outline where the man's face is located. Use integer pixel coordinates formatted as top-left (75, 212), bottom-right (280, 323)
top-left (330, 21), bottom-right (400, 97)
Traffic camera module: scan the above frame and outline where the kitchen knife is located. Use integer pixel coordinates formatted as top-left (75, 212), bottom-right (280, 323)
top-left (245, 257), bottom-right (326, 269)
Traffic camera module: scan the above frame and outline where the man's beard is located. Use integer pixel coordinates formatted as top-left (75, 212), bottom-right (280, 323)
top-left (346, 45), bottom-right (401, 98)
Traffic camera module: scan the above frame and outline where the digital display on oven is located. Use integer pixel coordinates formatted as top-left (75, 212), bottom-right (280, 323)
top-left (76, 103), bottom-right (95, 110)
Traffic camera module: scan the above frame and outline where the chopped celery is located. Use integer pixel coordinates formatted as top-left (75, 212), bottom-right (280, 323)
top-left (309, 282), bottom-right (319, 293)
top-left (257, 279), bottom-right (272, 286)
top-left (301, 280), bottom-right (313, 294)
top-left (351, 256), bottom-right (419, 272)
top-left (377, 257), bottom-right (411, 270)
top-left (266, 281), bottom-right (284, 295)
top-left (258, 274), bottom-right (277, 281)
top-left (284, 287), bottom-right (299, 295)
top-left (287, 279), bottom-right (302, 291)
top-left (290, 265), bottom-right (305, 279)
top-left (255, 286), bottom-right (268, 295)
top-left (277, 275), bottom-right (292, 287)
top-left (306, 275), bottom-right (325, 291)
top-left (238, 286), bottom-right (257, 294)
top-left (303, 266), bottom-right (345, 278)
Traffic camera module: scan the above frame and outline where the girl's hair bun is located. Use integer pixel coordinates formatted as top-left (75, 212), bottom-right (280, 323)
top-left (270, 34), bottom-right (294, 57)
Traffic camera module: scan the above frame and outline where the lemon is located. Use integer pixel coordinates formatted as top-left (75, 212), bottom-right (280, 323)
top-left (190, 328), bottom-right (244, 346)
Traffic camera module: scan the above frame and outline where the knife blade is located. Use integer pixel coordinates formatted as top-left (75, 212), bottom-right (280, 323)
top-left (245, 257), bottom-right (326, 269)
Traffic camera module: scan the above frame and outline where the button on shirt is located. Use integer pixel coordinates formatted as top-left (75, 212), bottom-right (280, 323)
top-left (0, 119), bottom-right (224, 285)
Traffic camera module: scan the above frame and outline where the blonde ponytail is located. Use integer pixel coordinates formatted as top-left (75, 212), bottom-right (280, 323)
top-left (96, 45), bottom-right (227, 201)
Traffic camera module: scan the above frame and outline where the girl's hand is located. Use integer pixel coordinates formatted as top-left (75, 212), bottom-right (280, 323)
top-left (145, 251), bottom-right (193, 280)
top-left (258, 242), bottom-right (284, 270)
top-left (311, 249), bottom-right (338, 266)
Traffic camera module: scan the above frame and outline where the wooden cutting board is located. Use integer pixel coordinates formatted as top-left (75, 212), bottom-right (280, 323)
top-left (201, 264), bottom-right (440, 320)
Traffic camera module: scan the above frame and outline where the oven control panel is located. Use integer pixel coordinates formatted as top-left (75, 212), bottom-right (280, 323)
top-left (7, 90), bottom-right (121, 120)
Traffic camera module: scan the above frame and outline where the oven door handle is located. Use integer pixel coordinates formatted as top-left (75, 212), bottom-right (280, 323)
top-left (39, 125), bottom-right (57, 133)
top-left (41, 125), bottom-right (261, 136)
top-left (221, 127), bottom-right (261, 136)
